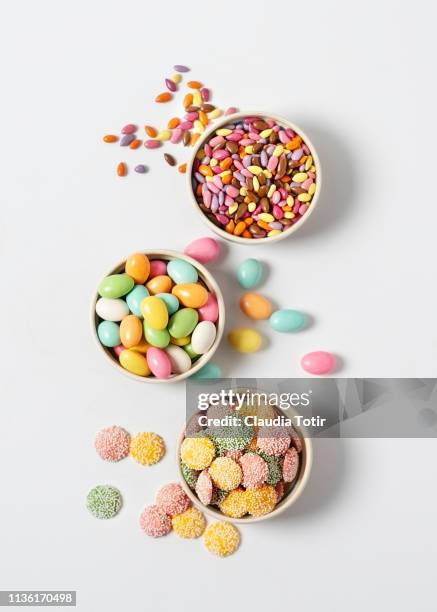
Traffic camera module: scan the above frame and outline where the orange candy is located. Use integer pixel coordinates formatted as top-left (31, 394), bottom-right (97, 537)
top-left (172, 283), bottom-right (208, 309)
top-left (117, 162), bottom-right (126, 177)
top-left (125, 253), bottom-right (150, 284)
top-left (234, 221), bottom-right (246, 236)
top-left (199, 164), bottom-right (213, 177)
top-left (155, 92), bottom-right (172, 103)
top-left (190, 133), bottom-right (200, 146)
top-left (103, 134), bottom-right (118, 143)
top-left (225, 220), bottom-right (235, 234)
top-left (120, 315), bottom-right (143, 348)
top-left (168, 117), bottom-right (180, 129)
top-left (129, 139), bottom-right (142, 149)
top-left (257, 220), bottom-right (271, 231)
top-left (187, 81), bottom-right (202, 89)
top-left (146, 275), bottom-right (173, 295)
top-left (178, 163), bottom-right (187, 174)
top-left (242, 230), bottom-right (252, 238)
top-left (199, 111), bottom-right (208, 126)
top-left (183, 94), bottom-right (193, 109)
top-left (245, 217), bottom-right (254, 226)
top-left (220, 158), bottom-right (233, 171)
top-left (221, 174), bottom-right (232, 185)
top-left (145, 125), bottom-right (157, 137)
top-left (239, 293), bottom-right (273, 320)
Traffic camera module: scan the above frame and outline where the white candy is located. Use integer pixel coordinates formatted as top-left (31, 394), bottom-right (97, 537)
top-left (96, 297), bottom-right (129, 322)
top-left (164, 344), bottom-right (192, 374)
top-left (191, 321), bottom-right (216, 355)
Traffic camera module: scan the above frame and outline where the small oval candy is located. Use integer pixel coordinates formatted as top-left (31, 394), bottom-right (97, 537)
top-left (183, 342), bottom-right (198, 360)
top-left (143, 322), bottom-right (170, 348)
top-left (156, 293), bottom-right (179, 315)
top-left (97, 321), bottom-right (120, 347)
top-left (95, 297), bottom-right (129, 322)
top-left (140, 296), bottom-right (168, 330)
top-left (164, 344), bottom-right (192, 374)
top-left (190, 363), bottom-right (222, 379)
top-left (270, 309), bottom-right (306, 332)
top-left (237, 259), bottom-right (262, 289)
top-left (149, 260), bottom-right (167, 278)
top-left (170, 335), bottom-right (190, 346)
top-left (130, 337), bottom-right (149, 353)
top-left (120, 315), bottom-right (143, 348)
top-left (184, 237), bottom-right (220, 264)
top-left (121, 124), bottom-right (136, 134)
top-left (98, 274), bottom-right (134, 298)
top-left (301, 351), bottom-right (335, 375)
top-left (119, 349), bottom-right (150, 376)
top-left (147, 347), bottom-right (171, 379)
top-left (198, 293), bottom-right (219, 322)
top-left (125, 253), bottom-right (150, 284)
top-left (126, 285), bottom-right (149, 316)
top-left (228, 327), bottom-right (262, 353)
top-left (146, 275), bottom-right (173, 295)
top-left (167, 259), bottom-right (198, 284)
top-left (168, 308), bottom-right (198, 338)
top-left (239, 293), bottom-right (272, 320)
top-left (191, 321), bottom-right (217, 354)
top-left (172, 283), bottom-right (208, 308)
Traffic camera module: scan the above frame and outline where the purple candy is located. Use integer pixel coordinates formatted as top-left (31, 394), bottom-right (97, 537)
top-left (174, 64), bottom-right (189, 72)
top-left (134, 164), bottom-right (147, 173)
top-left (165, 78), bottom-right (177, 92)
top-left (120, 134), bottom-right (135, 146)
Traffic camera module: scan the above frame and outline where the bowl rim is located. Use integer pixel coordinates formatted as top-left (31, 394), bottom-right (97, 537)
top-left (185, 110), bottom-right (322, 246)
top-left (176, 399), bottom-right (313, 523)
top-left (90, 249), bottom-right (225, 384)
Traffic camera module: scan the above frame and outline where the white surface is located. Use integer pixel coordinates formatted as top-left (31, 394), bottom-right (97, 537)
top-left (1, 1), bottom-right (436, 610)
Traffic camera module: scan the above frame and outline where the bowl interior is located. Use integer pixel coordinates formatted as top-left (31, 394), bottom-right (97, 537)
top-left (186, 111), bottom-right (322, 245)
top-left (177, 402), bottom-right (313, 523)
top-left (91, 250), bottom-right (225, 383)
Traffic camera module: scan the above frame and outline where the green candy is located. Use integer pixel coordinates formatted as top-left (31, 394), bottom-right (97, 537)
top-left (143, 322), bottom-right (170, 348)
top-left (98, 274), bottom-right (134, 299)
top-left (169, 308), bottom-right (198, 338)
top-left (184, 342), bottom-right (199, 360)
top-left (269, 309), bottom-right (306, 333)
top-left (86, 485), bottom-right (122, 519)
top-left (237, 258), bottom-right (262, 289)
top-left (180, 462), bottom-right (199, 489)
top-left (210, 488), bottom-right (228, 506)
top-left (258, 451), bottom-right (282, 485)
top-left (97, 320), bottom-right (120, 347)
top-left (206, 421), bottom-right (253, 453)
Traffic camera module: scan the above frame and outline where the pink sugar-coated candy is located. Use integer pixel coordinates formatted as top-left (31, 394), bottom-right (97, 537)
top-left (149, 260), bottom-right (167, 279)
top-left (273, 205), bottom-right (283, 219)
top-left (180, 121), bottom-right (193, 130)
top-left (239, 138), bottom-right (253, 146)
top-left (121, 124), bottom-right (136, 134)
top-left (145, 139), bottom-right (161, 149)
top-left (94, 425), bottom-right (131, 462)
top-left (213, 175), bottom-right (223, 189)
top-left (185, 112), bottom-right (198, 121)
top-left (227, 132), bottom-right (243, 142)
top-left (113, 344), bottom-right (125, 357)
top-left (139, 505), bottom-right (172, 538)
top-left (225, 107), bottom-right (238, 115)
top-left (170, 128), bottom-right (183, 144)
top-left (165, 78), bottom-right (177, 92)
top-left (302, 178), bottom-right (313, 190)
top-left (216, 214), bottom-right (229, 225)
top-left (207, 182), bottom-right (220, 194)
top-left (200, 87), bottom-right (210, 101)
top-left (212, 149), bottom-right (229, 160)
top-left (266, 118), bottom-right (275, 128)
top-left (155, 483), bottom-right (190, 517)
top-left (275, 481), bottom-right (285, 502)
top-left (240, 453), bottom-right (268, 489)
top-left (248, 132), bottom-right (261, 141)
top-left (209, 135), bottom-right (225, 147)
top-left (267, 156), bottom-right (278, 172)
top-left (205, 144), bottom-right (212, 157)
top-left (147, 347), bottom-right (171, 379)
top-left (257, 426), bottom-right (291, 457)
top-left (203, 190), bottom-right (212, 207)
top-left (271, 191), bottom-right (281, 205)
top-left (308, 171), bottom-right (316, 179)
top-left (283, 447), bottom-right (299, 483)
top-left (301, 351), bottom-right (336, 375)
top-left (299, 204), bottom-right (308, 215)
top-left (198, 293), bottom-right (219, 322)
top-left (224, 195), bottom-right (234, 207)
top-left (241, 169), bottom-right (252, 178)
top-left (225, 185), bottom-right (239, 198)
top-left (184, 237), bottom-right (220, 264)
top-left (279, 130), bottom-right (291, 144)
top-left (195, 470), bottom-right (213, 505)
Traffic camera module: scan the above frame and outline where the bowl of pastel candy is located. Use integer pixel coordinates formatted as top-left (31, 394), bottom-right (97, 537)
top-left (91, 250), bottom-right (225, 383)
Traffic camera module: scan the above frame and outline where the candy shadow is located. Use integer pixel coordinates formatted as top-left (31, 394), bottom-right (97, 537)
top-left (278, 120), bottom-right (357, 241)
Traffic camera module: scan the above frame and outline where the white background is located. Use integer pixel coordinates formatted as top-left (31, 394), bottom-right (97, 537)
top-left (1, 1), bottom-right (436, 610)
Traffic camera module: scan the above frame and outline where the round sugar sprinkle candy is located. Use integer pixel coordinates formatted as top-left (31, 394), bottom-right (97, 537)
top-left (155, 483), bottom-right (191, 517)
top-left (218, 488), bottom-right (248, 518)
top-left (209, 457), bottom-right (242, 491)
top-left (195, 469), bottom-right (213, 505)
top-left (139, 505), bottom-right (172, 538)
top-left (86, 485), bottom-right (122, 520)
top-left (94, 425), bottom-right (131, 462)
top-left (257, 426), bottom-right (291, 457)
top-left (240, 452), bottom-right (267, 489)
top-left (172, 507), bottom-right (206, 539)
top-left (130, 432), bottom-right (165, 465)
top-left (203, 522), bottom-right (240, 557)
top-left (180, 462), bottom-right (199, 489)
top-left (180, 436), bottom-right (215, 470)
top-left (283, 447), bottom-right (300, 483)
top-left (246, 485), bottom-right (277, 517)
top-left (258, 451), bottom-right (282, 485)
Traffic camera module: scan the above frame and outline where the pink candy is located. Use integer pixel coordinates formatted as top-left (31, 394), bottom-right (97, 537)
top-left (301, 351), bottom-right (336, 375)
top-left (149, 260), bottom-right (167, 278)
top-left (183, 237), bottom-right (220, 264)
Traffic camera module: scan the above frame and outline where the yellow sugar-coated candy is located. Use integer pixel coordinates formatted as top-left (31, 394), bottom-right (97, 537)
top-left (308, 183), bottom-right (316, 196)
top-left (273, 144), bottom-right (284, 157)
top-left (209, 457), bottom-right (242, 491)
top-left (119, 349), bottom-right (150, 376)
top-left (208, 108), bottom-right (223, 119)
top-left (156, 130), bottom-right (171, 141)
top-left (130, 337), bottom-right (150, 354)
top-left (228, 327), bottom-right (262, 353)
top-left (246, 485), bottom-right (277, 517)
top-left (219, 488), bottom-right (248, 518)
top-left (297, 193), bottom-right (312, 202)
top-left (170, 73), bottom-right (182, 84)
top-left (140, 296), bottom-right (168, 330)
top-left (180, 436), bottom-right (216, 470)
top-left (203, 522), bottom-right (240, 557)
top-left (259, 128), bottom-right (272, 138)
top-left (216, 128), bottom-right (232, 136)
top-left (172, 507), bottom-right (206, 539)
top-left (130, 432), bottom-right (165, 465)
top-left (247, 165), bottom-right (263, 176)
top-left (268, 230), bottom-right (282, 237)
top-left (293, 172), bottom-right (308, 183)
top-left (170, 335), bottom-right (190, 346)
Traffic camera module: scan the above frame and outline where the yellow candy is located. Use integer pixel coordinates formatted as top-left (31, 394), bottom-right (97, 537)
top-left (293, 172), bottom-right (308, 183)
top-left (209, 457), bottom-right (242, 491)
top-left (130, 337), bottom-right (150, 354)
top-left (219, 170), bottom-right (231, 177)
top-left (228, 327), bottom-right (262, 353)
top-left (297, 193), bottom-right (312, 202)
top-left (180, 436), bottom-right (216, 470)
top-left (203, 522), bottom-right (240, 557)
top-left (130, 432), bottom-right (165, 465)
top-left (219, 488), bottom-right (248, 518)
top-left (305, 155), bottom-right (313, 171)
top-left (247, 165), bottom-right (262, 175)
top-left (210, 158), bottom-right (218, 167)
top-left (140, 296), bottom-right (168, 330)
top-left (119, 349), bottom-right (150, 376)
top-left (286, 195), bottom-right (294, 206)
top-left (252, 176), bottom-right (260, 192)
top-left (308, 183), bottom-right (316, 195)
top-left (120, 314), bottom-right (143, 348)
top-left (268, 230), bottom-right (281, 237)
top-left (239, 187), bottom-right (248, 196)
top-left (216, 128), bottom-right (232, 136)
top-left (193, 120), bottom-right (204, 134)
top-left (172, 283), bottom-right (208, 308)
top-left (259, 128), bottom-right (272, 138)
top-left (193, 89), bottom-right (202, 106)
top-left (156, 130), bottom-right (171, 141)
top-left (246, 485), bottom-right (277, 517)
top-left (263, 170), bottom-right (272, 178)
top-left (273, 144), bottom-right (284, 157)
top-left (228, 204), bottom-right (238, 215)
top-left (258, 213), bottom-right (274, 223)
top-left (208, 108), bottom-right (223, 119)
top-left (248, 202), bottom-right (256, 213)
top-left (146, 274), bottom-right (173, 295)
top-left (284, 212), bottom-right (295, 219)
top-left (170, 73), bottom-right (182, 84)
top-left (267, 185), bottom-right (276, 198)
top-left (170, 335), bottom-right (190, 346)
top-left (172, 507), bottom-right (206, 539)
top-left (244, 145), bottom-right (254, 154)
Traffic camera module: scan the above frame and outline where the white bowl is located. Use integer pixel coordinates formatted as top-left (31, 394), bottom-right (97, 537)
top-left (91, 250), bottom-right (225, 384)
top-left (186, 111), bottom-right (322, 245)
top-left (176, 404), bottom-right (313, 523)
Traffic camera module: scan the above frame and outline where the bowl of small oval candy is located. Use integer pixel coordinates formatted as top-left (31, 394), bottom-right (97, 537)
top-left (187, 112), bottom-right (321, 244)
top-left (92, 251), bottom-right (225, 383)
top-left (177, 400), bottom-right (313, 522)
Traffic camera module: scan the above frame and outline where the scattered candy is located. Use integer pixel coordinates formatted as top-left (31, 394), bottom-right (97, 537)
top-left (270, 309), bottom-right (306, 332)
top-left (301, 350), bottom-right (335, 375)
top-left (155, 92), bottom-right (172, 103)
top-left (228, 327), bottom-right (262, 353)
top-left (86, 485), bottom-right (122, 519)
top-left (130, 432), bottom-right (165, 465)
top-left (103, 134), bottom-right (118, 143)
top-left (156, 483), bottom-right (190, 517)
top-left (203, 522), bottom-right (240, 557)
top-left (237, 259), bottom-right (263, 289)
top-left (184, 237), bottom-right (220, 264)
top-left (117, 162), bottom-right (126, 177)
top-left (134, 164), bottom-right (147, 173)
top-left (121, 124), bottom-right (137, 134)
top-left (172, 507), bottom-right (206, 539)
top-left (240, 292), bottom-right (272, 320)
top-left (94, 426), bottom-right (131, 462)
top-left (165, 78), bottom-right (177, 92)
top-left (145, 125), bottom-right (157, 137)
top-left (164, 153), bottom-right (176, 166)
top-left (120, 133), bottom-right (135, 146)
top-left (139, 505), bottom-right (172, 537)
top-left (174, 64), bottom-right (190, 73)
